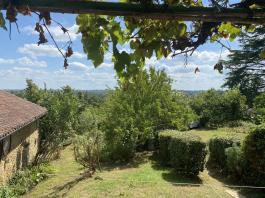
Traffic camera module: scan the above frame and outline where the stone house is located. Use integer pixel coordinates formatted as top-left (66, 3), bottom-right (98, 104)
top-left (0, 91), bottom-right (47, 185)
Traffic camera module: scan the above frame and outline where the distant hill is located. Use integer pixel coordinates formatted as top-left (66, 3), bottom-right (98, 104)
top-left (75, 89), bottom-right (109, 96)
top-left (4, 89), bottom-right (109, 96)
top-left (177, 90), bottom-right (205, 96)
top-left (5, 89), bottom-right (211, 97)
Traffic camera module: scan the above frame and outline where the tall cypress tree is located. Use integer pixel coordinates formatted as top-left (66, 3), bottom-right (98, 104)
top-left (223, 26), bottom-right (265, 105)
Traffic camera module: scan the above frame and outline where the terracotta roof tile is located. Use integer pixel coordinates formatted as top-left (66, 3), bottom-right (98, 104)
top-left (0, 91), bottom-right (47, 140)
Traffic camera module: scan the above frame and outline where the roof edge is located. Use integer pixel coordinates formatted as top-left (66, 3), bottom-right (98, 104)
top-left (0, 110), bottom-right (47, 141)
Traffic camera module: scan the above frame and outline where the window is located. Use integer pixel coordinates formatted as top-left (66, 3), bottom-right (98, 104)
top-left (22, 141), bottom-right (30, 168)
top-left (2, 136), bottom-right (11, 157)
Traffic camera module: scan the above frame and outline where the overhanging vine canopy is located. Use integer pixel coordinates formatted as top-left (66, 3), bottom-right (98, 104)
top-left (0, 0), bottom-right (265, 77)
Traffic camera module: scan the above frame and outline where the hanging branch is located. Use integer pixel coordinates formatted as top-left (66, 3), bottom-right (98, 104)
top-left (31, 11), bottom-right (73, 69)
top-left (216, 39), bottom-right (232, 51)
top-left (2, 0), bottom-right (74, 69)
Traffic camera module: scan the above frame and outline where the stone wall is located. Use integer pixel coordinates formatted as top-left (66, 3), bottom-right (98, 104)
top-left (0, 120), bottom-right (40, 185)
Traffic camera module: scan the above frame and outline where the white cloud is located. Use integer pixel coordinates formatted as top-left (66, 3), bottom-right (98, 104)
top-left (69, 62), bottom-right (90, 71)
top-left (144, 50), bottom-right (230, 90)
top-left (100, 62), bottom-right (113, 68)
top-left (22, 24), bottom-right (80, 42)
top-left (73, 52), bottom-right (86, 59)
top-left (1, 44), bottom-right (231, 90)
top-left (0, 57), bottom-right (47, 67)
top-left (18, 44), bottom-right (86, 59)
top-left (12, 67), bottom-right (32, 72)
top-left (18, 44), bottom-right (61, 57)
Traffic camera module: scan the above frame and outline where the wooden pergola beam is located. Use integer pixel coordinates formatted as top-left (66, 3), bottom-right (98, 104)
top-left (0, 0), bottom-right (265, 24)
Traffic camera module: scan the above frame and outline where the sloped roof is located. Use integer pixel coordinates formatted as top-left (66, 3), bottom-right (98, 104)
top-left (0, 91), bottom-right (47, 140)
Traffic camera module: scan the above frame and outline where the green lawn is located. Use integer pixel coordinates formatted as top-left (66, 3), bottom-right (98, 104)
top-left (24, 146), bottom-right (237, 198)
top-left (23, 125), bottom-right (260, 198)
top-left (188, 128), bottom-right (247, 143)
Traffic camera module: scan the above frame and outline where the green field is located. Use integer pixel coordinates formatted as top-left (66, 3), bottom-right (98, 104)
top-left (188, 127), bottom-right (249, 142)
top-left (22, 126), bottom-right (263, 198)
top-left (24, 146), bottom-right (234, 198)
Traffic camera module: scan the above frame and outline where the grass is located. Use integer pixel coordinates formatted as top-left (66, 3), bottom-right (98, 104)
top-left (188, 126), bottom-right (250, 143)
top-left (24, 146), bottom-right (234, 198)
top-left (23, 125), bottom-right (263, 198)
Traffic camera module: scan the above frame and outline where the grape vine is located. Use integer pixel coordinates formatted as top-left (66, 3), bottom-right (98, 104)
top-left (0, 3), bottom-right (74, 69)
top-left (0, 0), bottom-right (264, 78)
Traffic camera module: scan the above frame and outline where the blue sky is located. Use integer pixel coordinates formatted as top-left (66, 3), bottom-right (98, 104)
top-left (0, 1), bottom-right (240, 90)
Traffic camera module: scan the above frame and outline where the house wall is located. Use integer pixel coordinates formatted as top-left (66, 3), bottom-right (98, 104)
top-left (0, 120), bottom-right (40, 185)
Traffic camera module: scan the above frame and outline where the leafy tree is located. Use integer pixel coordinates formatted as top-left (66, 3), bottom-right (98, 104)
top-left (24, 79), bottom-right (43, 104)
top-left (190, 89), bottom-right (247, 127)
top-left (102, 68), bottom-right (197, 161)
top-left (223, 26), bottom-right (265, 104)
top-left (76, 91), bottom-right (105, 109)
top-left (253, 92), bottom-right (265, 124)
top-left (23, 81), bottom-right (81, 160)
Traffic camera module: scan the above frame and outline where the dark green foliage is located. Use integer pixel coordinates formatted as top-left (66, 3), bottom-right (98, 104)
top-left (169, 133), bottom-right (207, 176)
top-left (159, 130), bottom-right (207, 176)
top-left (208, 137), bottom-right (240, 170)
top-left (102, 68), bottom-right (197, 161)
top-left (222, 125), bottom-right (265, 185)
top-left (158, 131), bottom-right (173, 164)
top-left (223, 26), bottom-right (265, 104)
top-left (0, 163), bottom-right (53, 197)
top-left (225, 146), bottom-right (245, 178)
top-left (76, 90), bottom-right (106, 108)
top-left (242, 124), bottom-right (265, 185)
top-left (253, 93), bottom-right (265, 124)
top-left (190, 89), bottom-right (247, 127)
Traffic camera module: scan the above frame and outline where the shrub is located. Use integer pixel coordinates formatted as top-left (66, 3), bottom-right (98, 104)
top-left (242, 124), bottom-right (265, 185)
top-left (159, 130), bottom-right (207, 175)
top-left (74, 107), bottom-right (106, 170)
top-left (158, 130), bottom-right (174, 164)
top-left (208, 137), bottom-right (240, 170)
top-left (225, 146), bottom-right (245, 178)
top-left (169, 132), bottom-right (207, 175)
top-left (73, 129), bottom-right (104, 171)
top-left (1, 163), bottom-right (53, 197)
top-left (0, 187), bottom-right (15, 198)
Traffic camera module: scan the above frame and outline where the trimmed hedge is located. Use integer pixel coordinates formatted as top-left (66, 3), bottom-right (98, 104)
top-left (208, 137), bottom-right (240, 170)
top-left (242, 124), bottom-right (265, 185)
top-left (158, 130), bottom-right (174, 164)
top-left (225, 145), bottom-right (245, 178)
top-left (159, 130), bottom-right (207, 175)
